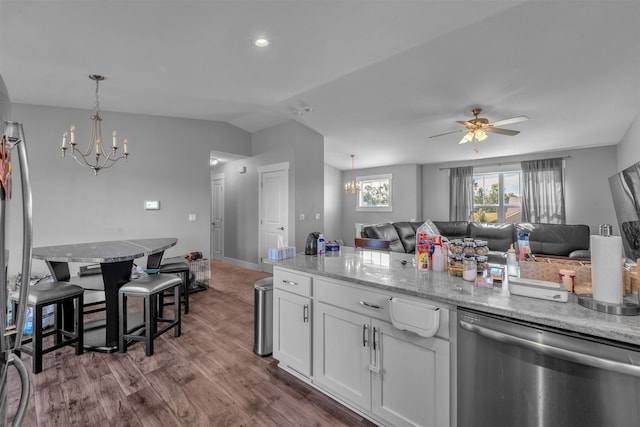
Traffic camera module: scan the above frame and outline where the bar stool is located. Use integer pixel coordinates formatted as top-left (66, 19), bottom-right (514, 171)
top-left (159, 256), bottom-right (191, 314)
top-left (118, 273), bottom-right (182, 356)
top-left (11, 281), bottom-right (84, 374)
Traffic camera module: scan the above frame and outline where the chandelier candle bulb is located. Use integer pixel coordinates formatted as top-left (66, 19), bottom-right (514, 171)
top-left (112, 131), bottom-right (117, 148)
top-left (70, 125), bottom-right (75, 143)
top-left (123, 138), bottom-right (128, 155)
top-left (61, 132), bottom-right (67, 149)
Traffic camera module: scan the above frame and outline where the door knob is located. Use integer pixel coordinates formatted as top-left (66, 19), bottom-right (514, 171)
top-left (277, 227), bottom-right (285, 230)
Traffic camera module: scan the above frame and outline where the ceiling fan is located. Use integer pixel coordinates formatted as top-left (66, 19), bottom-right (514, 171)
top-left (429, 108), bottom-right (529, 152)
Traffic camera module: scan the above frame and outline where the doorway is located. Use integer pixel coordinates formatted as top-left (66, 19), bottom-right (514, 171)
top-left (211, 174), bottom-right (224, 261)
top-left (258, 162), bottom-right (290, 272)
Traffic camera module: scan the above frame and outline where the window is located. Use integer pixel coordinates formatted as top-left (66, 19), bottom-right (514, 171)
top-left (356, 174), bottom-right (392, 212)
top-left (473, 170), bottom-right (521, 223)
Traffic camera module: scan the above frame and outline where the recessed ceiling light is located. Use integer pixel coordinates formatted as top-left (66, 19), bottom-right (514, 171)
top-left (254, 38), bottom-right (270, 47)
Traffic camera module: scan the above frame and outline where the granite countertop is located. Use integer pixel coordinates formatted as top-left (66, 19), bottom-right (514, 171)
top-left (269, 247), bottom-right (640, 346)
top-left (33, 238), bottom-right (178, 263)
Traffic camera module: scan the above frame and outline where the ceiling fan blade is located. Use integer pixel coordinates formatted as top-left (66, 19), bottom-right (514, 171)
top-left (456, 120), bottom-right (474, 127)
top-left (428, 129), bottom-right (463, 138)
top-left (488, 127), bottom-right (520, 136)
top-left (490, 115), bottom-right (529, 127)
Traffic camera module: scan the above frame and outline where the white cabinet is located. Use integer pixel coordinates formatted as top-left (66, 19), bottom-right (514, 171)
top-left (371, 319), bottom-right (450, 427)
top-left (313, 302), bottom-right (371, 408)
top-left (273, 269), bottom-right (451, 427)
top-left (272, 268), bottom-right (312, 378)
top-left (313, 276), bottom-right (450, 427)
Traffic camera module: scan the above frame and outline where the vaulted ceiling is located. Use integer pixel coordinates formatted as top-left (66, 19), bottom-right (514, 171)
top-left (1, 1), bottom-right (639, 170)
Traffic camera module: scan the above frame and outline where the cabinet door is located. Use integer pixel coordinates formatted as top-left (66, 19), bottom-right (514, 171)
top-left (371, 320), bottom-right (450, 427)
top-left (273, 289), bottom-right (311, 377)
top-left (313, 302), bottom-right (371, 410)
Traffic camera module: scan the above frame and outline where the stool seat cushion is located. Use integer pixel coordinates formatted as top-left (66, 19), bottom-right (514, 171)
top-left (120, 273), bottom-right (182, 295)
top-left (11, 281), bottom-right (84, 305)
top-left (160, 257), bottom-right (189, 273)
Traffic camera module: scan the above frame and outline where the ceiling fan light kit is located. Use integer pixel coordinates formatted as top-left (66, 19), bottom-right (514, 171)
top-left (429, 107), bottom-right (529, 153)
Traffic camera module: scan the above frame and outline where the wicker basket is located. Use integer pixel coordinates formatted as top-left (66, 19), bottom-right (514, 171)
top-left (519, 257), bottom-right (629, 295)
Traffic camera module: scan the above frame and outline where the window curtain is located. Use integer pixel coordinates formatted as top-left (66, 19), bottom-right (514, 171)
top-left (521, 158), bottom-right (566, 224)
top-left (449, 166), bottom-right (473, 221)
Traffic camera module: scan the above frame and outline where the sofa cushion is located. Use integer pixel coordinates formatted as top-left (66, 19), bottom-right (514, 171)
top-left (393, 222), bottom-right (417, 253)
top-left (517, 223), bottom-right (590, 257)
top-left (431, 221), bottom-right (469, 241)
top-left (469, 223), bottom-right (516, 252)
top-left (362, 223), bottom-right (405, 253)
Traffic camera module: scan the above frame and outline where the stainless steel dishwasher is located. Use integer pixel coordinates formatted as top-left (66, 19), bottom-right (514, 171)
top-left (457, 307), bottom-right (640, 427)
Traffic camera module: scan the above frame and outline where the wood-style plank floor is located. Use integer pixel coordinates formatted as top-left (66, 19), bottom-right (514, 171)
top-left (7, 261), bottom-right (376, 426)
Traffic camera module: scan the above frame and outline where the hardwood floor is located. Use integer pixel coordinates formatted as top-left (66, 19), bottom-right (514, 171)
top-left (7, 261), bottom-right (376, 426)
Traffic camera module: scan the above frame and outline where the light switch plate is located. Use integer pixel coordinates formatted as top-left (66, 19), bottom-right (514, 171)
top-left (145, 200), bottom-right (160, 210)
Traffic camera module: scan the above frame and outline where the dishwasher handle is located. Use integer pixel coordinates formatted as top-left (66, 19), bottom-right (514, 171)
top-left (459, 320), bottom-right (640, 378)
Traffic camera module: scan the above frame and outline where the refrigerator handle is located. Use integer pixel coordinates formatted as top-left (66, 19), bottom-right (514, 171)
top-left (6, 122), bottom-right (33, 348)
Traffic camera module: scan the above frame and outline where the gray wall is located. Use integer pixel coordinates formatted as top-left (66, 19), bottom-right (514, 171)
top-left (618, 111), bottom-right (640, 170)
top-left (214, 120), bottom-right (324, 268)
top-left (323, 163), bottom-right (342, 242)
top-left (341, 163), bottom-right (422, 246)
top-left (10, 103), bottom-right (251, 276)
top-left (334, 146), bottom-right (622, 246)
top-left (421, 145), bottom-right (619, 235)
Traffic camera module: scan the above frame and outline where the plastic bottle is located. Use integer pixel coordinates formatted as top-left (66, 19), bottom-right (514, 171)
top-left (317, 233), bottom-right (325, 256)
top-left (518, 232), bottom-right (530, 261)
top-left (507, 243), bottom-right (518, 276)
top-left (432, 241), bottom-right (446, 272)
top-left (415, 223), bottom-right (436, 271)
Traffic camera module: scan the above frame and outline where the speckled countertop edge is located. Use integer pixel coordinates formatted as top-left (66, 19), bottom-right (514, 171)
top-left (268, 248), bottom-right (640, 346)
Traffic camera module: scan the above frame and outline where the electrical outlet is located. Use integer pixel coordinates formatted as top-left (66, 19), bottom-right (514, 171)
top-left (315, 213), bottom-right (321, 220)
top-left (188, 213), bottom-right (197, 222)
top-left (299, 213), bottom-right (305, 220)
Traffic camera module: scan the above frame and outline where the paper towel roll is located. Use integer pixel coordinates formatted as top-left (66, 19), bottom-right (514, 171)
top-left (591, 234), bottom-right (623, 304)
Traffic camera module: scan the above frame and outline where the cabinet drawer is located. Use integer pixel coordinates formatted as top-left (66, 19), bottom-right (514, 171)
top-left (314, 277), bottom-right (391, 322)
top-left (273, 268), bottom-right (312, 297)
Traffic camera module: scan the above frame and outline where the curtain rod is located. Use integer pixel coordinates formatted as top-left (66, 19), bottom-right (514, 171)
top-left (438, 155), bottom-right (571, 171)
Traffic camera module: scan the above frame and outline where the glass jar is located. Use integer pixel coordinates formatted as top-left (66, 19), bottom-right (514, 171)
top-left (475, 240), bottom-right (489, 256)
top-left (462, 256), bottom-right (477, 281)
top-left (449, 240), bottom-right (464, 255)
top-left (476, 255), bottom-right (489, 273)
top-left (450, 254), bottom-right (463, 267)
top-left (463, 241), bottom-right (477, 257)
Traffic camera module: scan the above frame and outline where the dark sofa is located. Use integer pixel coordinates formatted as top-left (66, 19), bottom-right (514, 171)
top-left (360, 220), bottom-right (591, 259)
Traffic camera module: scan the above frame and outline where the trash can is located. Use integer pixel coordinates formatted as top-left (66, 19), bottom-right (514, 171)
top-left (253, 277), bottom-right (273, 356)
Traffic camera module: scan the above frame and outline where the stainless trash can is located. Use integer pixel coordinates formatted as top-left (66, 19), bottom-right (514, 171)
top-left (253, 277), bottom-right (273, 356)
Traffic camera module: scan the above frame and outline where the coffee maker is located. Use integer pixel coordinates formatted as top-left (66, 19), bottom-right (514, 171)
top-left (305, 232), bottom-right (320, 255)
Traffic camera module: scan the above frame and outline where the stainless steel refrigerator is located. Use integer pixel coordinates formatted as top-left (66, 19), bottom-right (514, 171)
top-left (0, 74), bottom-right (33, 426)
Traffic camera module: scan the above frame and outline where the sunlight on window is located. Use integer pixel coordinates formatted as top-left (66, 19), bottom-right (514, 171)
top-left (356, 174), bottom-right (392, 212)
top-left (473, 171), bottom-right (521, 223)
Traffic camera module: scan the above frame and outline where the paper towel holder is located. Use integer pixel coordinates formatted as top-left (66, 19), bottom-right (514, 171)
top-left (577, 295), bottom-right (640, 316)
top-left (577, 224), bottom-right (640, 315)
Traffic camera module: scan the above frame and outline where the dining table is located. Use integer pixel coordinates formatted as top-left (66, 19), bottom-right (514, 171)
top-left (32, 237), bottom-right (178, 352)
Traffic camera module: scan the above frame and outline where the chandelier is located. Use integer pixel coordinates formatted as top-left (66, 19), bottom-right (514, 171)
top-left (344, 154), bottom-right (360, 195)
top-left (60, 75), bottom-right (129, 175)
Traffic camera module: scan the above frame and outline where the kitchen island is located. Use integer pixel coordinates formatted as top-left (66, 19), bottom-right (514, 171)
top-left (269, 248), bottom-right (640, 427)
top-left (270, 247), bottom-right (640, 346)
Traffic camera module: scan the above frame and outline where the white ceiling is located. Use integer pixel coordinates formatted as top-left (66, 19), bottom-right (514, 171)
top-left (1, 1), bottom-right (639, 171)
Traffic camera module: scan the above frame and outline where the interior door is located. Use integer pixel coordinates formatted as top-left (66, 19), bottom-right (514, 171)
top-left (211, 175), bottom-right (224, 260)
top-left (259, 164), bottom-right (289, 272)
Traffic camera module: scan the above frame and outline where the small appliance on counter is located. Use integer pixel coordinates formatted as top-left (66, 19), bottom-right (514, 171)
top-left (305, 232), bottom-right (320, 255)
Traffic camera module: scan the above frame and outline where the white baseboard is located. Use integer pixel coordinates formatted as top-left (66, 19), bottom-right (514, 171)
top-left (221, 256), bottom-right (261, 271)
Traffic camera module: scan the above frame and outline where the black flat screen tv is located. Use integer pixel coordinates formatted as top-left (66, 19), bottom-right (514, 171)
top-left (609, 161), bottom-right (640, 260)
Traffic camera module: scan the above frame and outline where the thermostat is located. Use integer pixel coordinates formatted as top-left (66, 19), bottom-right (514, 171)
top-left (144, 200), bottom-right (160, 210)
